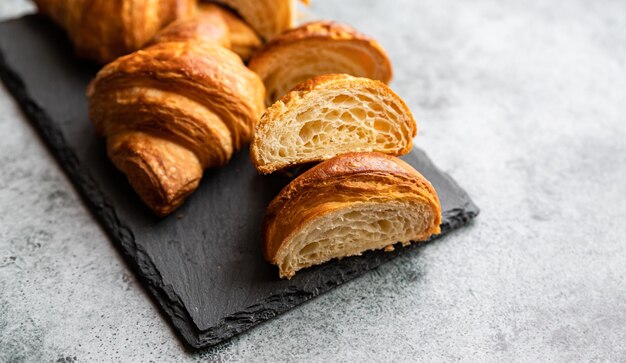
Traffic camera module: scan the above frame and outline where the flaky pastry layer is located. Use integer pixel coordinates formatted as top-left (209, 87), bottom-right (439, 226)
top-left (249, 21), bottom-right (393, 104)
top-left (210, 0), bottom-right (298, 40)
top-left (34, 0), bottom-right (197, 64)
top-left (150, 3), bottom-right (261, 61)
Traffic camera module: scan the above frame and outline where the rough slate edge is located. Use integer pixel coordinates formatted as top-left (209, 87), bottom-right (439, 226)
top-left (0, 36), bottom-right (479, 350)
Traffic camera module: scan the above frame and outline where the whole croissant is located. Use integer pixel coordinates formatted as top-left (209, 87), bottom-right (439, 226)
top-left (264, 152), bottom-right (442, 279)
top-left (87, 40), bottom-right (265, 216)
top-left (33, 0), bottom-right (198, 64)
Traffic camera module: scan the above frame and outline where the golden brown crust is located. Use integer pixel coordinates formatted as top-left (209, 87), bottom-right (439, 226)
top-left (147, 3), bottom-right (261, 61)
top-left (149, 3), bottom-right (231, 48)
top-left (108, 131), bottom-right (203, 217)
top-left (89, 41), bottom-right (265, 148)
top-left (272, 73), bottom-right (402, 108)
top-left (88, 41), bottom-right (265, 216)
top-left (209, 0), bottom-right (297, 40)
top-left (248, 21), bottom-right (393, 104)
top-left (212, 4), bottom-right (262, 61)
top-left (34, 0), bottom-right (197, 64)
top-left (254, 21), bottom-right (391, 72)
top-left (264, 152), bottom-right (442, 276)
top-left (250, 74), bottom-right (417, 174)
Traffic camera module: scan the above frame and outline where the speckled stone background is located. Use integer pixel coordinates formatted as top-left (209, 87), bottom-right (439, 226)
top-left (1, 0), bottom-right (625, 361)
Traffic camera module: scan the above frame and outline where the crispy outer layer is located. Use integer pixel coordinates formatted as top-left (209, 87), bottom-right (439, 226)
top-left (210, 0), bottom-right (296, 40)
top-left (88, 40), bottom-right (265, 148)
top-left (264, 152), bottom-right (442, 261)
top-left (149, 3), bottom-right (231, 48)
top-left (212, 4), bottom-right (262, 61)
top-left (107, 131), bottom-right (203, 217)
top-left (248, 21), bottom-right (393, 83)
top-left (269, 73), bottom-right (408, 112)
top-left (34, 0), bottom-right (197, 64)
top-left (150, 3), bottom-right (262, 61)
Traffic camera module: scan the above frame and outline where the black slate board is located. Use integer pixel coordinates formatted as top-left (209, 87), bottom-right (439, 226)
top-left (0, 15), bottom-right (479, 349)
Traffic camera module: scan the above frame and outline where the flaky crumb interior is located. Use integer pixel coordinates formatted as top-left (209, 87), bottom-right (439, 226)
top-left (255, 88), bottom-right (413, 172)
top-left (275, 200), bottom-right (436, 278)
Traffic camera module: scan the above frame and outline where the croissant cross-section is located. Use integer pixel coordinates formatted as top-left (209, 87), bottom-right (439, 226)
top-left (251, 74), bottom-right (417, 174)
top-left (264, 152), bottom-right (442, 279)
top-left (249, 21), bottom-right (393, 105)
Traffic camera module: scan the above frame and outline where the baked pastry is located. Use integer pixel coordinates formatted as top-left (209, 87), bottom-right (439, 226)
top-left (251, 74), bottom-right (416, 174)
top-left (150, 3), bottom-right (261, 61)
top-left (149, 3), bottom-right (231, 49)
top-left (264, 152), bottom-right (442, 279)
top-left (248, 21), bottom-right (393, 104)
top-left (34, 0), bottom-right (197, 64)
top-left (215, 4), bottom-right (262, 61)
top-left (87, 41), bottom-right (265, 216)
top-left (208, 0), bottom-right (301, 40)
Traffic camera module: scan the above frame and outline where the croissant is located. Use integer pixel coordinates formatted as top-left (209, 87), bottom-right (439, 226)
top-left (150, 3), bottom-right (261, 61)
top-left (248, 21), bottom-right (393, 105)
top-left (34, 0), bottom-right (197, 64)
top-left (251, 74), bottom-right (416, 174)
top-left (208, 0), bottom-right (300, 40)
top-left (87, 40), bottom-right (265, 216)
top-left (149, 3), bottom-right (231, 49)
top-left (214, 4), bottom-right (263, 61)
top-left (264, 152), bottom-right (442, 279)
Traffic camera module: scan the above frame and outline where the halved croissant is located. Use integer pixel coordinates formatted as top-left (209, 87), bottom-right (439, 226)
top-left (87, 41), bottom-right (265, 216)
top-left (251, 74), bottom-right (416, 174)
top-left (34, 0), bottom-right (197, 64)
top-left (248, 21), bottom-right (393, 105)
top-left (208, 0), bottom-right (300, 40)
top-left (150, 3), bottom-right (261, 61)
top-left (264, 152), bottom-right (442, 279)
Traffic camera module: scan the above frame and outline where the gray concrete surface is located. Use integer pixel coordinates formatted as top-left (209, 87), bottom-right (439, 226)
top-left (1, 0), bottom-right (626, 361)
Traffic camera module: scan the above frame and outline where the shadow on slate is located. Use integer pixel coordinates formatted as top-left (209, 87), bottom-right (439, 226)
top-left (0, 15), bottom-right (479, 349)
